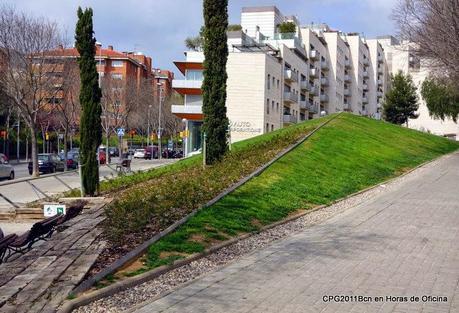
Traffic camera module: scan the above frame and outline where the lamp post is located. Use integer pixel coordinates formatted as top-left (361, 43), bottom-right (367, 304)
top-left (147, 104), bottom-right (152, 150)
top-left (182, 118), bottom-right (187, 158)
top-left (157, 82), bottom-right (163, 160)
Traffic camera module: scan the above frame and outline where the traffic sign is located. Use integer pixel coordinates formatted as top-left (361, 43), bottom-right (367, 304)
top-left (44, 203), bottom-right (66, 217)
top-left (117, 128), bottom-right (125, 137)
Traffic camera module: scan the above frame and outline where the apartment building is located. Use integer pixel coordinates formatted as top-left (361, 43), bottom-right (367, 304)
top-left (378, 36), bottom-right (459, 140)
top-left (172, 5), bottom-right (389, 154)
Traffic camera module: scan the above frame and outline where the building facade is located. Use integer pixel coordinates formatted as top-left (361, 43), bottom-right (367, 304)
top-left (172, 5), bottom-right (392, 155)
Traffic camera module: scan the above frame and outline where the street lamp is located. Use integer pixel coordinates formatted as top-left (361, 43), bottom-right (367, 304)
top-left (182, 118), bottom-right (187, 158)
top-left (157, 82), bottom-right (163, 160)
top-left (147, 104), bottom-right (152, 150)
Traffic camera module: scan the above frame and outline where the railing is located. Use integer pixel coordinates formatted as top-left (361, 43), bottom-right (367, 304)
top-left (284, 69), bottom-right (298, 83)
top-left (362, 83), bottom-right (369, 90)
top-left (172, 79), bottom-right (202, 89)
top-left (299, 100), bottom-right (308, 109)
top-left (321, 77), bottom-right (329, 86)
top-left (320, 94), bottom-right (329, 102)
top-left (362, 96), bottom-right (369, 103)
top-left (344, 88), bottom-right (352, 97)
top-left (310, 68), bottom-right (317, 77)
top-left (344, 59), bottom-right (351, 68)
top-left (321, 60), bottom-right (329, 70)
top-left (363, 71), bottom-right (369, 77)
top-left (344, 74), bottom-right (351, 82)
top-left (284, 91), bottom-right (298, 103)
top-left (310, 85), bottom-right (319, 96)
top-left (283, 114), bottom-right (297, 124)
top-left (310, 50), bottom-right (318, 60)
top-left (300, 80), bottom-right (310, 91)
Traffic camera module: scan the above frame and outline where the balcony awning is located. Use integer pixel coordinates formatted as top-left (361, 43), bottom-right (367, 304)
top-left (174, 61), bottom-right (204, 75)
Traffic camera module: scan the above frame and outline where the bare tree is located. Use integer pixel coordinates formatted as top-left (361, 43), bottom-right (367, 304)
top-left (0, 5), bottom-right (65, 176)
top-left (393, 0), bottom-right (459, 82)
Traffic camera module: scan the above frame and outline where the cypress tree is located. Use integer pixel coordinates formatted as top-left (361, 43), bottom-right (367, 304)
top-left (202, 0), bottom-right (229, 164)
top-left (75, 7), bottom-right (102, 195)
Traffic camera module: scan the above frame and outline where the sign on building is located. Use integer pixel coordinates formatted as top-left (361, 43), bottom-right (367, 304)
top-left (44, 204), bottom-right (66, 217)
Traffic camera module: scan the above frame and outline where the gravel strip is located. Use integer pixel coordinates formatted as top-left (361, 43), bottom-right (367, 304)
top-left (74, 157), bottom-right (443, 313)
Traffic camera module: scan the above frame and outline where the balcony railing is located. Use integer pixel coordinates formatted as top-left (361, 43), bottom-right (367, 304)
top-left (321, 77), bottom-right (329, 86)
top-left (344, 74), bottom-right (351, 82)
top-left (377, 66), bottom-right (383, 74)
top-left (362, 83), bottom-right (369, 91)
top-left (308, 102), bottom-right (318, 113)
top-left (171, 104), bottom-right (202, 115)
top-left (363, 58), bottom-right (369, 66)
top-left (320, 94), bottom-right (329, 103)
top-left (344, 59), bottom-right (351, 68)
top-left (172, 79), bottom-right (202, 89)
top-left (363, 71), bottom-right (369, 77)
top-left (300, 80), bottom-right (310, 91)
top-left (378, 55), bottom-right (384, 63)
top-left (284, 91), bottom-right (298, 103)
top-left (284, 69), bottom-right (298, 83)
top-left (377, 79), bottom-right (383, 85)
top-left (321, 60), bottom-right (329, 70)
top-left (310, 50), bottom-right (318, 60)
top-left (362, 96), bottom-right (369, 103)
top-left (310, 68), bottom-right (317, 77)
top-left (377, 91), bottom-right (384, 98)
top-left (283, 114), bottom-right (297, 124)
top-left (310, 85), bottom-right (319, 96)
top-left (344, 88), bottom-right (351, 97)
top-left (299, 100), bottom-right (308, 110)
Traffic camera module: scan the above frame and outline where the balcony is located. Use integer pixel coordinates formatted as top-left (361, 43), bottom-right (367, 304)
top-left (310, 85), bottom-right (319, 96)
top-left (284, 68), bottom-right (298, 83)
top-left (378, 55), bottom-right (384, 63)
top-left (344, 59), bottom-right (351, 68)
top-left (309, 68), bottom-right (318, 77)
top-left (283, 114), bottom-right (297, 124)
top-left (344, 74), bottom-right (351, 82)
top-left (377, 91), bottom-right (384, 98)
top-left (171, 104), bottom-right (203, 119)
top-left (320, 94), bottom-right (329, 103)
top-left (377, 79), bottom-right (383, 85)
top-left (344, 88), bottom-right (351, 97)
top-left (299, 100), bottom-right (308, 110)
top-left (362, 83), bottom-right (369, 91)
top-left (310, 49), bottom-right (318, 60)
top-left (362, 96), bottom-right (369, 103)
top-left (363, 58), bottom-right (369, 66)
top-left (320, 77), bottom-right (329, 86)
top-left (363, 71), bottom-right (369, 78)
top-left (377, 66), bottom-right (383, 74)
top-left (300, 80), bottom-right (310, 91)
top-left (172, 79), bottom-right (202, 95)
top-left (321, 60), bottom-right (329, 70)
top-left (308, 102), bottom-right (318, 113)
top-left (263, 33), bottom-right (307, 58)
top-left (284, 91), bottom-right (298, 103)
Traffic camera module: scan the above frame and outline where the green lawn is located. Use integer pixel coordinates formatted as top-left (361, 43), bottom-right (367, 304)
top-left (126, 114), bottom-right (458, 273)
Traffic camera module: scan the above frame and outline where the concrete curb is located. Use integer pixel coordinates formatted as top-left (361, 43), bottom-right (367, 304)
top-left (59, 121), bottom-right (455, 313)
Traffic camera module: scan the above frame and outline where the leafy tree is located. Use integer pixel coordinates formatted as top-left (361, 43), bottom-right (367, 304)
top-left (75, 7), bottom-right (102, 196)
top-left (227, 24), bottom-right (242, 31)
top-left (278, 22), bottom-right (296, 33)
top-left (383, 71), bottom-right (419, 126)
top-left (421, 78), bottom-right (459, 122)
top-left (185, 26), bottom-right (205, 51)
top-left (202, 0), bottom-right (229, 164)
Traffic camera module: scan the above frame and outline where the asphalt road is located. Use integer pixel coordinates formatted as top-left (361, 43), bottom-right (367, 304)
top-left (132, 152), bottom-right (459, 313)
top-left (0, 158), bottom-right (177, 209)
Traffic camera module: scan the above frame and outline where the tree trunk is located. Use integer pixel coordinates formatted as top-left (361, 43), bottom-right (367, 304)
top-left (30, 127), bottom-right (39, 177)
top-left (106, 132), bottom-right (111, 164)
top-left (64, 129), bottom-right (68, 171)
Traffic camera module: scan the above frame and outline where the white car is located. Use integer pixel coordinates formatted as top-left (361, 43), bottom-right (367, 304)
top-left (133, 149), bottom-right (146, 159)
top-left (0, 154), bottom-right (14, 180)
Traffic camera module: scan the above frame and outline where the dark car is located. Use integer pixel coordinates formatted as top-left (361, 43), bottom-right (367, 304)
top-left (108, 147), bottom-right (119, 157)
top-left (28, 153), bottom-right (65, 175)
top-left (144, 146), bottom-right (159, 159)
top-left (59, 152), bottom-right (79, 170)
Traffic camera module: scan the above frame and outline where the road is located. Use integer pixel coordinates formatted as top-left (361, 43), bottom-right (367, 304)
top-left (132, 152), bottom-right (459, 313)
top-left (0, 158), bottom-right (177, 209)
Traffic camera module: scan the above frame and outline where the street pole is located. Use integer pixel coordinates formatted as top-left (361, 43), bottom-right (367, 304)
top-left (147, 104), bottom-right (151, 149)
top-left (157, 83), bottom-right (163, 160)
top-left (16, 109), bottom-right (20, 163)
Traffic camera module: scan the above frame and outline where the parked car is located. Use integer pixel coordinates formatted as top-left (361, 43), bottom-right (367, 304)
top-left (133, 148), bottom-right (146, 159)
top-left (98, 150), bottom-right (106, 165)
top-left (28, 153), bottom-right (65, 175)
top-left (144, 146), bottom-right (159, 159)
top-left (0, 154), bottom-right (14, 180)
top-left (58, 152), bottom-right (79, 170)
top-left (108, 147), bottom-right (119, 157)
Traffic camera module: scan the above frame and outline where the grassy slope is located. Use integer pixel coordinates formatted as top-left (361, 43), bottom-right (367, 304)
top-left (124, 113), bottom-right (459, 273)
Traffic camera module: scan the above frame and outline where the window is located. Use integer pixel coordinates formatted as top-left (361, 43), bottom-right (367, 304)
top-left (96, 59), bottom-right (106, 67)
top-left (271, 124), bottom-right (274, 131)
top-left (266, 123), bottom-right (270, 132)
top-left (111, 60), bottom-right (123, 67)
top-left (272, 100), bottom-right (275, 111)
top-left (185, 70), bottom-right (203, 81)
top-left (277, 79), bottom-right (280, 88)
top-left (111, 73), bottom-right (123, 80)
top-left (266, 98), bottom-right (270, 115)
top-left (277, 102), bottom-right (279, 112)
top-left (272, 76), bottom-right (275, 87)
top-left (267, 74), bottom-right (271, 89)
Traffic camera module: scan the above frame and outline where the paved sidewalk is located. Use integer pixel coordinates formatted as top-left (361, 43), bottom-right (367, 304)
top-left (132, 152), bottom-right (459, 313)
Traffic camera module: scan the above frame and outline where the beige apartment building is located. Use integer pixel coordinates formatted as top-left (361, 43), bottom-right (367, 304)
top-left (172, 5), bottom-right (393, 154)
top-left (378, 36), bottom-right (459, 140)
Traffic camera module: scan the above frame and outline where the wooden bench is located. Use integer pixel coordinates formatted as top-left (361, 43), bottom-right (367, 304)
top-left (116, 159), bottom-right (131, 174)
top-left (0, 234), bottom-right (18, 264)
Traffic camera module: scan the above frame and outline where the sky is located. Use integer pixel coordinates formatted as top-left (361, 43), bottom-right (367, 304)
top-left (3, 0), bottom-right (398, 75)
